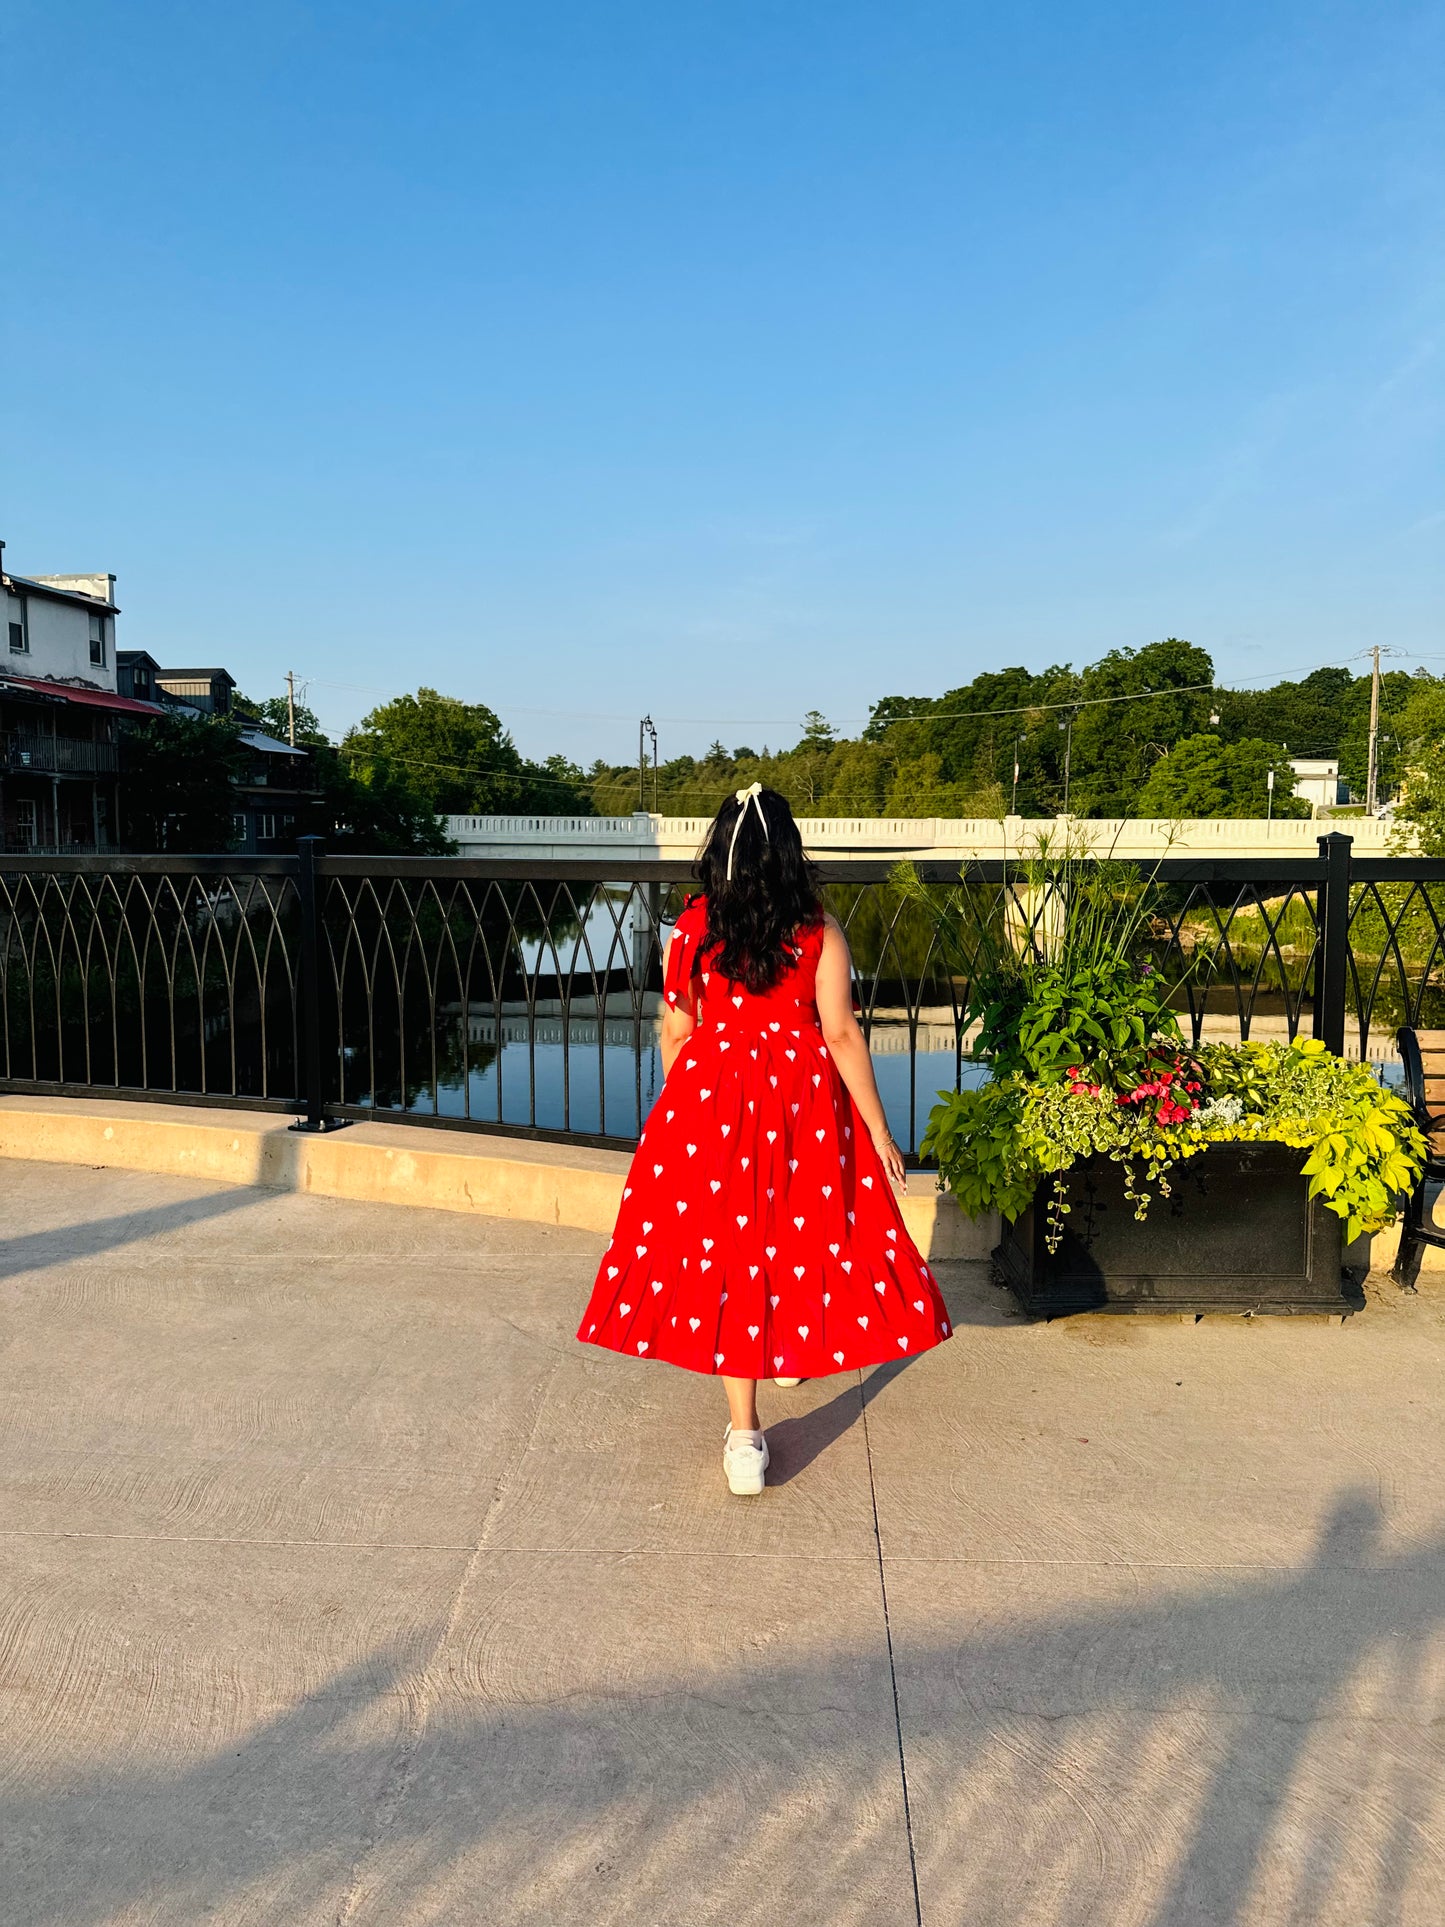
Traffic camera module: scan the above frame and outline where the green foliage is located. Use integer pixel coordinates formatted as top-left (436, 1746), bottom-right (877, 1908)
top-left (1390, 746), bottom-right (1445, 857)
top-left (344, 687), bottom-right (593, 815)
top-left (978, 955), bottom-right (1182, 1089)
top-left (120, 711), bottom-right (250, 852)
top-left (1134, 733), bottom-right (1308, 820)
top-left (895, 827), bottom-right (1189, 1081)
top-left (923, 1038), bottom-right (1426, 1248)
top-left (589, 651), bottom-right (1445, 822)
top-left (312, 745), bottom-right (456, 855)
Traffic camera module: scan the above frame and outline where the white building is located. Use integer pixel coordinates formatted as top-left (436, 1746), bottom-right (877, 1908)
top-left (0, 540), bottom-right (159, 851)
top-left (3, 549), bottom-right (119, 692)
top-left (1289, 757), bottom-right (1348, 816)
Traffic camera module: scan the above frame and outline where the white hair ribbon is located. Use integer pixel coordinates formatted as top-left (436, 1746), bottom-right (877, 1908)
top-left (725, 781), bottom-right (769, 882)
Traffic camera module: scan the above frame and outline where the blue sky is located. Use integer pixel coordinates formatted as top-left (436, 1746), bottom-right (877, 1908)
top-left (4, 1), bottom-right (1441, 767)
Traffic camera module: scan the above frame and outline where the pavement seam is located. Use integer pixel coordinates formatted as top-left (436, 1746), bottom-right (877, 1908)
top-left (860, 1370), bottom-right (924, 1927)
top-left (330, 1357), bottom-right (562, 1926)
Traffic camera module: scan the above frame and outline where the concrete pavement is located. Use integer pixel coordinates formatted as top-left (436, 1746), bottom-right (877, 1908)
top-left (2, 1159), bottom-right (1444, 1925)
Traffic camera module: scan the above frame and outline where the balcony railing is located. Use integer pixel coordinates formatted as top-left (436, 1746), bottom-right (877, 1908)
top-left (2, 733), bottom-right (118, 776)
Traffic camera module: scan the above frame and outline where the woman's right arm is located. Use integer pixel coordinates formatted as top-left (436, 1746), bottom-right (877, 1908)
top-left (812, 914), bottom-right (906, 1188)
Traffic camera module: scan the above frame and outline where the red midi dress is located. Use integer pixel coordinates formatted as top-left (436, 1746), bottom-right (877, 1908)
top-left (576, 897), bottom-right (953, 1378)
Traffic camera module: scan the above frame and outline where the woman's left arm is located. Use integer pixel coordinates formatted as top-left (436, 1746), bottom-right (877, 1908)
top-left (659, 932), bottom-right (698, 1077)
top-left (813, 915), bottom-right (906, 1188)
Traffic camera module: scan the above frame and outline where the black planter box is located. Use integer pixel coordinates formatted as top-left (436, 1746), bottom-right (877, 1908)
top-left (994, 1143), bottom-right (1362, 1316)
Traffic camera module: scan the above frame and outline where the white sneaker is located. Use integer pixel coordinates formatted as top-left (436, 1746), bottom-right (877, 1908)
top-left (773, 1377), bottom-right (804, 1389)
top-left (722, 1424), bottom-right (770, 1496)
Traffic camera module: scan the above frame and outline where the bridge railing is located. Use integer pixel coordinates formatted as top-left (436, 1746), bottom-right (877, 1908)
top-left (2, 838), bottom-right (1442, 1157)
top-left (443, 811), bottom-right (1397, 860)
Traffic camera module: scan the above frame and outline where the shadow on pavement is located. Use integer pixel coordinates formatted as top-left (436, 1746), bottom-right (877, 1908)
top-left (3, 1488), bottom-right (1441, 1926)
top-left (0, 1181), bottom-right (268, 1281)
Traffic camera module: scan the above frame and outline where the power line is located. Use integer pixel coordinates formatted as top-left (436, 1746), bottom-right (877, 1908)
top-left (303, 649), bottom-right (1416, 734)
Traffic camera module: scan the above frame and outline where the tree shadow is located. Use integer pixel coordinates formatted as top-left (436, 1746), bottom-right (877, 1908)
top-left (2, 1488), bottom-right (1443, 1925)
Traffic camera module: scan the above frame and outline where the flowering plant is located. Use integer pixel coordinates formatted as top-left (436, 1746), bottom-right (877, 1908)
top-left (895, 829), bottom-right (1425, 1251)
top-left (923, 1036), bottom-right (1425, 1251)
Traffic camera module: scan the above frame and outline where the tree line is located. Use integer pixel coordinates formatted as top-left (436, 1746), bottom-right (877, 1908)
top-left (120, 640), bottom-right (1445, 852)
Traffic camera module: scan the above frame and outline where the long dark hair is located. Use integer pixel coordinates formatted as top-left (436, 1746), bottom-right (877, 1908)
top-left (695, 786), bottom-right (822, 992)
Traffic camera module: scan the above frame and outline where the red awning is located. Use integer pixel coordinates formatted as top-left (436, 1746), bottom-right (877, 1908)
top-left (0, 675), bottom-right (165, 717)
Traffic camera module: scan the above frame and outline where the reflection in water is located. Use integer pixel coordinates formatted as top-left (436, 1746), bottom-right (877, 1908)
top-left (356, 1025), bottom-right (992, 1148)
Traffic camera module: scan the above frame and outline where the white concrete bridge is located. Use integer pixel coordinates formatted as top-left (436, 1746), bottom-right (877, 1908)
top-left (444, 811), bottom-right (1392, 864)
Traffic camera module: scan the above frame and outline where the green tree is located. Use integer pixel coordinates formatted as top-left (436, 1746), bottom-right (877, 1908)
top-left (312, 745), bottom-right (456, 854)
top-left (120, 712), bottom-right (250, 852)
top-left (1067, 639), bottom-right (1215, 816)
top-left (1390, 721), bottom-right (1445, 855)
top-left (343, 688), bottom-right (525, 813)
top-left (1134, 733), bottom-right (1308, 819)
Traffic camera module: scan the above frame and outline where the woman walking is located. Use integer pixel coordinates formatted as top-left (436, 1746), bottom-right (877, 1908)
top-left (577, 784), bottom-right (951, 1494)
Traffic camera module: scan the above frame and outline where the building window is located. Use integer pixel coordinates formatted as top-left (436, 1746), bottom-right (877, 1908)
top-left (257, 813), bottom-right (279, 840)
top-left (8, 618), bottom-right (26, 654)
top-left (89, 615), bottom-right (106, 667)
top-left (14, 800), bottom-right (38, 849)
top-left (231, 814), bottom-right (248, 843)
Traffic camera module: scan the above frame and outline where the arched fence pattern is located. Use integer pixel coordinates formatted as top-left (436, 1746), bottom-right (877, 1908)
top-left (2, 837), bottom-right (1443, 1157)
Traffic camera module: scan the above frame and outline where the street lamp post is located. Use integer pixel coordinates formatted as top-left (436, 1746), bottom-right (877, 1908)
top-left (638, 716), bottom-right (657, 813)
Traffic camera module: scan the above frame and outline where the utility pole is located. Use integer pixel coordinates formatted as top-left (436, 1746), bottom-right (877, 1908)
top-left (1058, 711), bottom-right (1075, 814)
top-left (286, 670), bottom-right (297, 748)
top-left (1365, 644), bottom-right (1382, 815)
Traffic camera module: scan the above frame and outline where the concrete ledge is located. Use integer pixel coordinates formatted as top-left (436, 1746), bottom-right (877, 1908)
top-left (0, 1096), bottom-right (996, 1263)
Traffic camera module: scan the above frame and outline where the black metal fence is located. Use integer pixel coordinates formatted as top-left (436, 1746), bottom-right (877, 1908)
top-left (2, 835), bottom-right (1443, 1157)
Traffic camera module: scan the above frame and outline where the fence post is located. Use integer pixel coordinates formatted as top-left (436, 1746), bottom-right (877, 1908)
top-left (289, 835), bottom-right (346, 1133)
top-left (1313, 831), bottom-right (1352, 1057)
